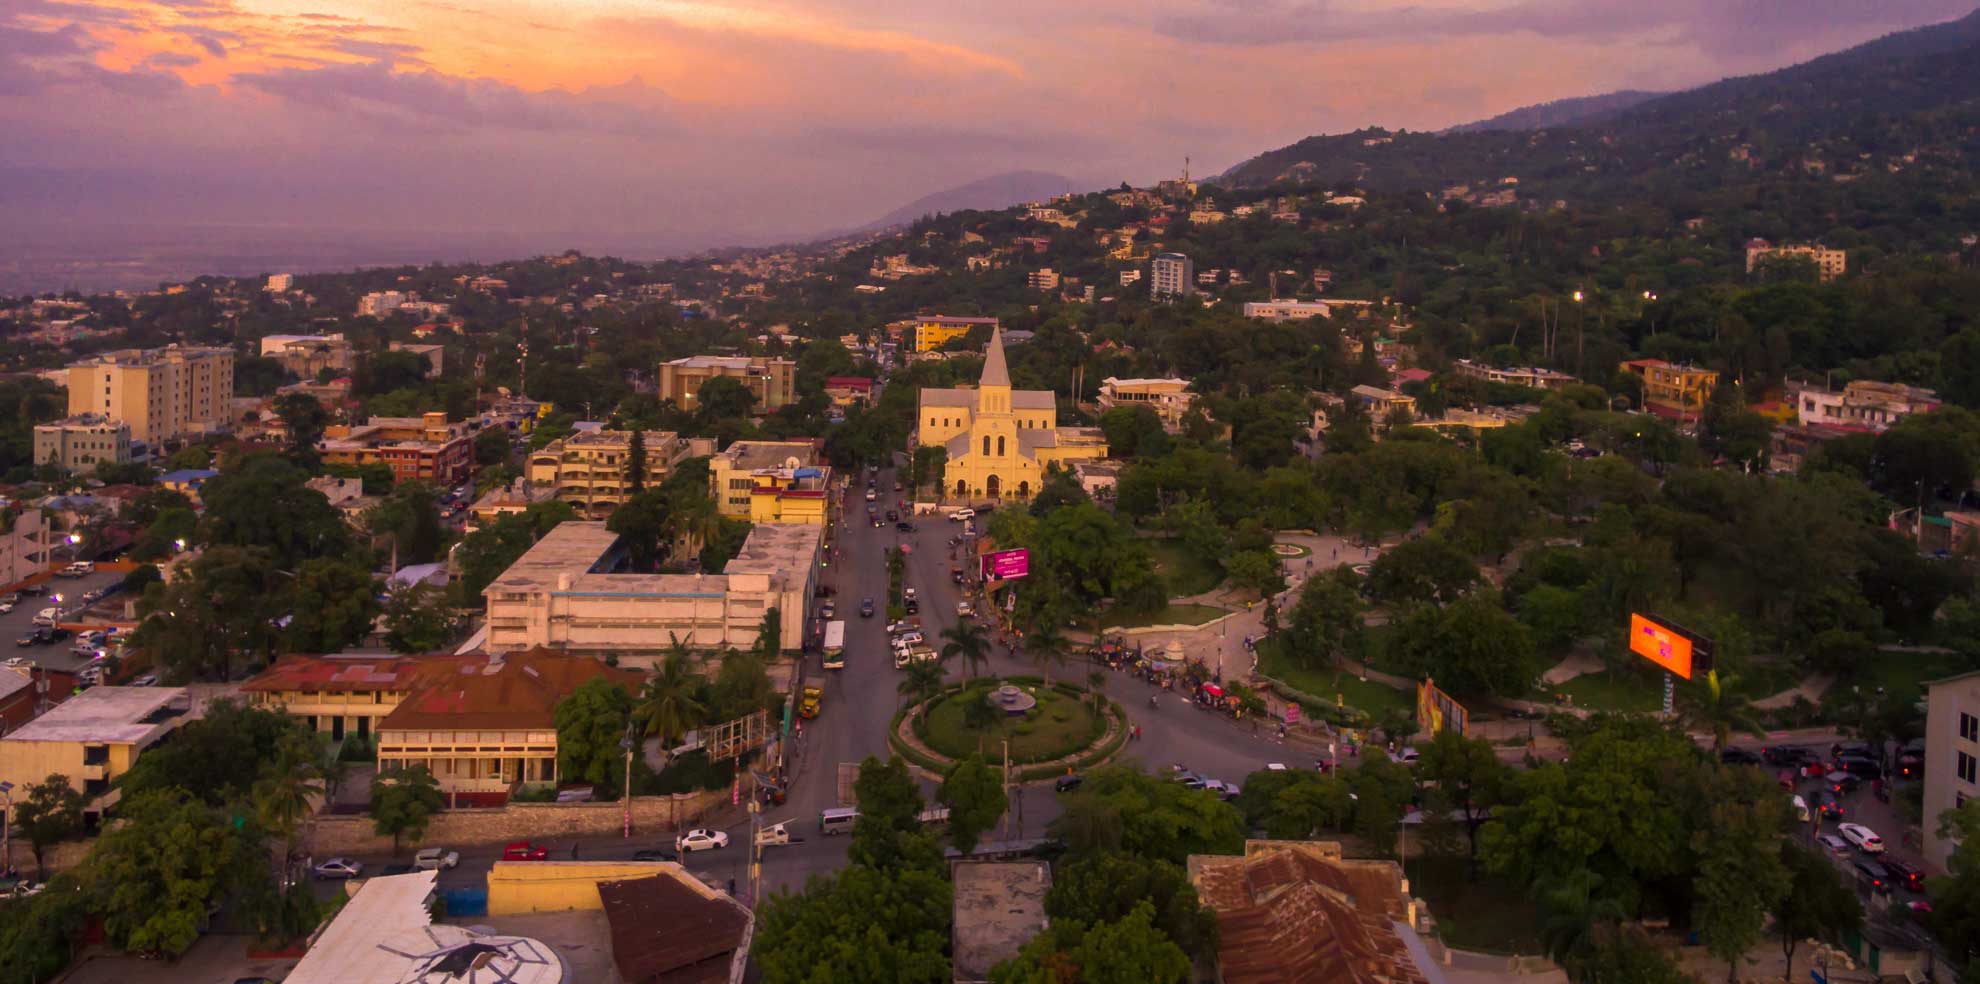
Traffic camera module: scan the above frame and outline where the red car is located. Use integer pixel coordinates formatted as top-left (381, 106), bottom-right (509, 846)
top-left (502, 841), bottom-right (549, 861)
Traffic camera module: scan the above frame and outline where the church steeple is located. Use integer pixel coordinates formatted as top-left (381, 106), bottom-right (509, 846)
top-left (978, 324), bottom-right (1011, 415)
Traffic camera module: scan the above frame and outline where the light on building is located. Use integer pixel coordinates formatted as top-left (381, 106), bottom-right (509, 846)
top-left (1572, 290), bottom-right (1584, 303)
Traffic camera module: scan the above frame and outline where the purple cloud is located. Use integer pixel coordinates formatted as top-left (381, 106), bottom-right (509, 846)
top-left (233, 58), bottom-right (676, 137)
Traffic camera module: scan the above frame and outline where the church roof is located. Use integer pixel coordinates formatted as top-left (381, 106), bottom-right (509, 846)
top-left (981, 325), bottom-right (1011, 388)
top-left (918, 388), bottom-right (1056, 411)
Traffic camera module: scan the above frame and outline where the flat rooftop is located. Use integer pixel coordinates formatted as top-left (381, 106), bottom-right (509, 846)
top-left (486, 522), bottom-right (620, 593)
top-left (718, 440), bottom-right (819, 472)
top-left (488, 521), bottom-right (818, 596)
top-left (952, 861), bottom-right (1050, 983)
top-left (3, 686), bottom-right (187, 744)
top-left (726, 523), bottom-right (824, 576)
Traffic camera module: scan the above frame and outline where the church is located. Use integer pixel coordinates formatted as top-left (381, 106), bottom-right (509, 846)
top-left (915, 326), bottom-right (1109, 499)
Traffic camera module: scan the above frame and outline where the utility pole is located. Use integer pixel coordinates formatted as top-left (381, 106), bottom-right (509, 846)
top-left (621, 723), bottom-right (635, 839)
top-left (1000, 739), bottom-right (1012, 841)
top-left (0, 780), bottom-right (13, 876)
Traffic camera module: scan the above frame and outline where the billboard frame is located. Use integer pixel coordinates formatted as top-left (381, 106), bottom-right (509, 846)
top-left (1628, 612), bottom-right (1714, 681)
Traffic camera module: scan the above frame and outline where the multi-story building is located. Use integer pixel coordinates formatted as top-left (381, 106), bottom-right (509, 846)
top-left (265, 273), bottom-right (294, 292)
top-left (1188, 840), bottom-right (1435, 984)
top-left (0, 514), bottom-right (57, 588)
top-left (469, 478), bottom-right (560, 529)
top-left (1621, 359), bottom-right (1719, 422)
top-left (823, 377), bottom-right (873, 408)
top-left (528, 430), bottom-right (711, 519)
top-left (658, 356), bottom-right (797, 412)
top-left (1351, 385), bottom-right (1418, 427)
top-left (707, 441), bottom-right (831, 525)
top-left (1027, 268), bottom-right (1061, 291)
top-left (1794, 380), bottom-right (1939, 433)
top-left (320, 412), bottom-right (475, 487)
top-left (915, 327), bottom-right (1109, 499)
top-left (481, 522), bottom-right (819, 664)
top-left (33, 414), bottom-right (132, 474)
top-left (0, 664), bottom-right (76, 737)
top-left (1151, 253), bottom-right (1194, 300)
top-left (260, 334), bottom-right (354, 379)
top-left (1924, 670), bottom-right (1980, 872)
top-left (1096, 377), bottom-right (1198, 433)
top-left (1241, 300), bottom-right (1334, 322)
top-left (65, 344), bottom-right (234, 443)
top-left (1452, 360), bottom-right (1578, 391)
top-left (912, 316), bottom-right (998, 353)
top-left (1744, 239), bottom-right (1847, 282)
top-left (357, 291), bottom-right (407, 317)
top-left (0, 686), bottom-right (190, 823)
top-left (243, 649), bottom-right (643, 806)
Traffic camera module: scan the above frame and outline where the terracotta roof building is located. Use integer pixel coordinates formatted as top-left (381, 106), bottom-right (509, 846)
top-left (598, 874), bottom-right (753, 984)
top-left (1187, 840), bottom-right (1444, 984)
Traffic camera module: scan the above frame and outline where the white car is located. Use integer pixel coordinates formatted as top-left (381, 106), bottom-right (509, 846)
top-left (864, 489), bottom-right (877, 501)
top-left (956, 601), bottom-right (975, 617)
top-left (1817, 833), bottom-right (1850, 857)
top-left (675, 828), bottom-right (730, 853)
top-left (0, 601), bottom-right (12, 614)
top-left (30, 608), bottom-right (58, 627)
top-left (1391, 746), bottom-right (1420, 764)
top-left (312, 857), bottom-right (364, 880)
top-left (947, 508), bottom-right (975, 521)
top-left (1838, 822), bottom-right (1885, 853)
top-left (414, 848), bottom-right (460, 870)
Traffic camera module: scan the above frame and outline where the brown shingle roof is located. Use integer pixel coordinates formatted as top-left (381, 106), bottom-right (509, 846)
top-left (1191, 842), bottom-right (1431, 984)
top-left (597, 874), bottom-right (751, 984)
top-left (377, 648), bottom-right (644, 732)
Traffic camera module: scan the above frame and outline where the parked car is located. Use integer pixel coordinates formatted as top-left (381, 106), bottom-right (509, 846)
top-left (896, 521), bottom-right (915, 532)
top-left (312, 857), bottom-right (364, 880)
top-left (1853, 859), bottom-right (1894, 894)
top-left (502, 841), bottom-right (550, 861)
top-left (864, 489), bottom-right (877, 501)
top-left (30, 608), bottom-right (58, 626)
top-left (1766, 744), bottom-right (1820, 766)
top-left (675, 828), bottom-right (730, 853)
top-left (1391, 746), bottom-right (1420, 764)
top-left (15, 629), bottom-right (49, 647)
top-left (1824, 772), bottom-right (1863, 795)
top-left (947, 508), bottom-right (975, 521)
top-left (957, 600), bottom-right (975, 617)
top-left (1838, 823), bottom-right (1885, 853)
top-left (1054, 774), bottom-right (1084, 793)
top-left (1817, 833), bottom-right (1850, 856)
top-left (58, 562), bottom-right (93, 578)
top-left (1835, 756), bottom-right (1883, 780)
top-left (1720, 747), bottom-right (1763, 765)
top-left (414, 848), bottom-right (460, 871)
top-left (903, 598), bottom-right (919, 615)
top-left (1880, 857), bottom-right (1926, 892)
top-left (0, 600), bottom-right (13, 614)
top-left (16, 584), bottom-right (44, 596)
top-left (1811, 789), bottom-right (1843, 819)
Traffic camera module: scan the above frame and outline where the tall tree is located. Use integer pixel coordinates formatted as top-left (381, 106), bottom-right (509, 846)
top-left (937, 755), bottom-right (1007, 857)
top-left (608, 488), bottom-right (672, 571)
top-left (897, 660), bottom-right (946, 708)
top-left (636, 651), bottom-right (707, 750)
top-left (253, 745), bottom-right (325, 885)
top-left (1024, 621), bottom-right (1069, 687)
top-left (365, 481), bottom-right (446, 566)
top-left (13, 774), bottom-right (86, 879)
top-left (284, 556), bottom-right (382, 654)
top-left (1415, 727), bottom-right (1512, 870)
top-left (382, 581), bottom-right (457, 653)
top-left (1679, 669), bottom-right (1764, 754)
top-left (370, 765), bottom-right (444, 854)
top-left (554, 677), bottom-right (645, 796)
top-left (1772, 841), bottom-right (1862, 984)
top-left (83, 790), bottom-right (270, 958)
top-left (940, 618), bottom-right (993, 682)
top-left (272, 392), bottom-right (329, 467)
top-left (1691, 772), bottom-right (1791, 983)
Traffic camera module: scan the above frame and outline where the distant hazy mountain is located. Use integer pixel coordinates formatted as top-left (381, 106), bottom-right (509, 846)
top-left (864, 170), bottom-right (1078, 230)
top-left (1444, 90), bottom-right (1664, 133)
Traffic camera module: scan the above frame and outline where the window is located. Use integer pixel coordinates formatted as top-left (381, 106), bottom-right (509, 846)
top-left (1962, 751), bottom-right (1977, 785)
top-left (1965, 713), bottom-right (1979, 742)
top-left (982, 436), bottom-right (991, 456)
top-left (997, 436), bottom-right (1005, 456)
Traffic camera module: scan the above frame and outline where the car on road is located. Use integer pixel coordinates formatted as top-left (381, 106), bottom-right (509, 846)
top-left (896, 521), bottom-right (915, 532)
top-left (632, 847), bottom-right (679, 862)
top-left (859, 598), bottom-right (876, 618)
top-left (1817, 833), bottom-right (1850, 856)
top-left (502, 841), bottom-right (550, 861)
top-left (904, 598), bottom-right (919, 615)
top-left (312, 857), bottom-right (364, 880)
top-left (0, 601), bottom-right (12, 615)
top-left (1853, 859), bottom-right (1894, 894)
top-left (1720, 747), bottom-right (1762, 765)
top-left (799, 685), bottom-right (823, 719)
top-left (1838, 823), bottom-right (1885, 853)
top-left (58, 562), bottom-right (93, 577)
top-left (1824, 771), bottom-right (1863, 795)
top-left (1055, 774), bottom-right (1084, 793)
top-left (1811, 789), bottom-right (1843, 820)
top-left (820, 601), bottom-right (836, 619)
top-left (1763, 745), bottom-right (1819, 767)
top-left (676, 828), bottom-right (729, 853)
top-left (1835, 756), bottom-right (1883, 780)
top-left (951, 567), bottom-right (965, 584)
top-left (414, 848), bottom-right (460, 870)
top-left (1880, 856), bottom-right (1925, 892)
top-left (1390, 746), bottom-right (1419, 764)
top-left (864, 489), bottom-right (877, 501)
top-left (947, 508), bottom-right (975, 521)
top-left (31, 608), bottom-right (59, 626)
top-left (16, 628), bottom-right (52, 647)
top-left (16, 584), bottom-right (44, 596)
top-left (956, 600), bottom-right (975, 617)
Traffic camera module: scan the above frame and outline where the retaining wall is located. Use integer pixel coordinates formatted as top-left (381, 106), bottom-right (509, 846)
top-left (306, 789), bottom-right (729, 855)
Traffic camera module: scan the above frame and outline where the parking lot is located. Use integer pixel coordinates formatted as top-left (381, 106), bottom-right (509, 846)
top-left (0, 568), bottom-right (132, 675)
top-left (1764, 741), bottom-right (1933, 909)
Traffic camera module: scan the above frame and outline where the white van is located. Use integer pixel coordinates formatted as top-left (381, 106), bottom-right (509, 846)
top-left (1791, 794), bottom-right (1811, 824)
top-left (819, 807), bottom-right (859, 836)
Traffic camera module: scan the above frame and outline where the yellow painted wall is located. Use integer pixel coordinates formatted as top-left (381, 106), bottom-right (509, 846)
top-left (749, 493), bottom-right (828, 525)
top-left (486, 860), bottom-right (702, 914)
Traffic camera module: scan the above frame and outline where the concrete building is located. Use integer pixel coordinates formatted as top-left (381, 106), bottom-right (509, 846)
top-left (287, 871), bottom-right (567, 984)
top-left (1026, 268), bottom-right (1061, 291)
top-left (158, 468), bottom-right (220, 504)
top-left (1794, 380), bottom-right (1939, 433)
top-left (0, 686), bottom-right (191, 822)
top-left (1745, 240), bottom-right (1847, 281)
top-left (707, 441), bottom-right (831, 524)
top-left (953, 862), bottom-right (1050, 984)
top-left (823, 376), bottom-right (874, 407)
top-left (482, 522), bottom-right (819, 662)
top-left (1924, 670), bottom-right (1980, 872)
top-left (1350, 385), bottom-right (1418, 425)
top-left (0, 664), bottom-right (75, 737)
top-left (528, 430), bottom-right (712, 519)
top-left (260, 334), bottom-right (354, 379)
top-left (265, 273), bottom-right (293, 292)
top-left (320, 412), bottom-right (474, 488)
top-left (32, 414), bottom-right (131, 474)
top-left (658, 355), bottom-right (797, 412)
top-left (1096, 377), bottom-right (1197, 433)
top-left (1621, 359), bottom-right (1719, 422)
top-left (915, 327), bottom-right (1109, 500)
top-left (470, 478), bottom-right (560, 529)
top-left (1151, 253), bottom-right (1194, 300)
top-left (1189, 840), bottom-right (1441, 984)
top-left (1452, 359), bottom-right (1578, 391)
top-left (1243, 299), bottom-right (1377, 322)
top-left (65, 344), bottom-right (234, 443)
top-left (912, 316), bottom-right (998, 353)
top-left (357, 291), bottom-right (406, 317)
top-left (599, 872), bottom-right (754, 984)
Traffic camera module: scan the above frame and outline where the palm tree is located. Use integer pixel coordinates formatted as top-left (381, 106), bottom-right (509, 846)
top-left (636, 651), bottom-right (707, 753)
top-left (1025, 622), bottom-right (1069, 687)
top-left (1681, 669), bottom-right (1765, 754)
top-left (1085, 669), bottom-right (1108, 711)
top-left (940, 620), bottom-right (992, 682)
top-left (254, 758), bottom-right (325, 887)
top-left (898, 660), bottom-right (945, 707)
top-left (668, 492), bottom-right (725, 562)
top-left (1537, 868), bottom-right (1628, 967)
top-left (665, 631), bottom-right (698, 665)
top-left (962, 695), bottom-right (1003, 756)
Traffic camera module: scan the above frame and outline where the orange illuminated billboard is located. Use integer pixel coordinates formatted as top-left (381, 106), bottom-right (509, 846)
top-left (1629, 613), bottom-right (1712, 680)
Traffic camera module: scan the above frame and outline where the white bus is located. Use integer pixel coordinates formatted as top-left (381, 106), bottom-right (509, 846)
top-left (822, 620), bottom-right (847, 670)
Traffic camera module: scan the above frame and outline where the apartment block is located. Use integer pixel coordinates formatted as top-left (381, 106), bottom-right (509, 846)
top-left (33, 414), bottom-right (132, 474)
top-left (1621, 359), bottom-right (1719, 422)
top-left (319, 412), bottom-right (474, 487)
top-left (1151, 253), bottom-right (1194, 300)
top-left (707, 440), bottom-right (831, 524)
top-left (0, 686), bottom-right (191, 822)
top-left (0, 512), bottom-right (51, 591)
top-left (260, 334), bottom-right (354, 379)
top-left (912, 316), bottom-right (998, 353)
top-left (1925, 671), bottom-right (1980, 872)
top-left (1096, 377), bottom-right (1198, 433)
top-left (1744, 239), bottom-right (1846, 282)
top-left (528, 430), bottom-right (712, 518)
top-left (1794, 380), bottom-right (1939, 433)
top-left (65, 345), bottom-right (234, 443)
top-left (1452, 359), bottom-right (1578, 391)
top-left (658, 356), bottom-right (796, 412)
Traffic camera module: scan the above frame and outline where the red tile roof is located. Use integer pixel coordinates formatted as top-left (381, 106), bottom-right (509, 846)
top-left (1191, 842), bottom-right (1430, 984)
top-left (598, 874), bottom-right (751, 984)
top-left (379, 648), bottom-right (643, 732)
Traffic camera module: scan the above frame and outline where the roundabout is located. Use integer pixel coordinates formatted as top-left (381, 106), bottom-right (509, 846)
top-left (892, 677), bottom-right (1128, 780)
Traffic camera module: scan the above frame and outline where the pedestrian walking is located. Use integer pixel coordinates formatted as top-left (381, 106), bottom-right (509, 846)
top-left (572, 842), bottom-right (581, 860)
top-left (728, 878), bottom-right (737, 896)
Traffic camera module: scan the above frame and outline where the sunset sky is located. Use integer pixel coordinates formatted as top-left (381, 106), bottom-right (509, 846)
top-left (3, 0), bottom-right (1974, 256)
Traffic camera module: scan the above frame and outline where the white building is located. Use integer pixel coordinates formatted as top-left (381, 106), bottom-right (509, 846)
top-left (357, 291), bottom-right (407, 318)
top-left (1151, 253), bottom-right (1193, 300)
top-left (1242, 299), bottom-right (1333, 322)
top-left (265, 273), bottom-right (294, 292)
top-left (0, 512), bottom-right (52, 589)
top-left (1924, 671), bottom-right (1980, 872)
top-left (33, 415), bottom-right (132, 474)
top-left (1027, 268), bottom-right (1061, 291)
top-left (1794, 380), bottom-right (1939, 433)
top-left (1097, 377), bottom-right (1198, 433)
top-left (1452, 360), bottom-right (1578, 391)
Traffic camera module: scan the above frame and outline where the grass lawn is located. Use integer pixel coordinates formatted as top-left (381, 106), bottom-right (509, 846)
top-left (919, 682), bottom-right (1103, 763)
top-left (1858, 649), bottom-right (1972, 703)
top-left (1105, 603), bottom-right (1228, 629)
top-left (1258, 647), bottom-right (1413, 718)
top-left (1145, 538), bottom-right (1225, 598)
top-left (1553, 667), bottom-right (1664, 713)
top-left (1404, 856), bottom-right (1547, 956)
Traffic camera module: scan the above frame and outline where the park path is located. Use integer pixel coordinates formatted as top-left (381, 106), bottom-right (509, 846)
top-left (1540, 652), bottom-right (1604, 686)
top-left (1752, 671), bottom-right (1836, 710)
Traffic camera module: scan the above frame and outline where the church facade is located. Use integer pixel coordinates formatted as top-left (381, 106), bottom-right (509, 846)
top-left (915, 327), bottom-right (1109, 499)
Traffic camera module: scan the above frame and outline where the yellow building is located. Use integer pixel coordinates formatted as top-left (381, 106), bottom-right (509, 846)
top-left (913, 316), bottom-right (998, 353)
top-left (65, 344), bottom-right (233, 443)
top-left (707, 440), bottom-right (833, 525)
top-left (916, 327), bottom-right (1109, 499)
top-left (529, 430), bottom-right (714, 519)
top-left (1745, 241), bottom-right (1846, 282)
top-left (1623, 359), bottom-right (1720, 422)
top-left (658, 355), bottom-right (797, 411)
top-left (0, 686), bottom-right (190, 822)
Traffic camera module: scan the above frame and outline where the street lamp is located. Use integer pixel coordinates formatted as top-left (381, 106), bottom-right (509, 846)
top-left (0, 780), bottom-right (13, 876)
top-left (621, 725), bottom-right (636, 839)
top-left (173, 538), bottom-right (186, 553)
